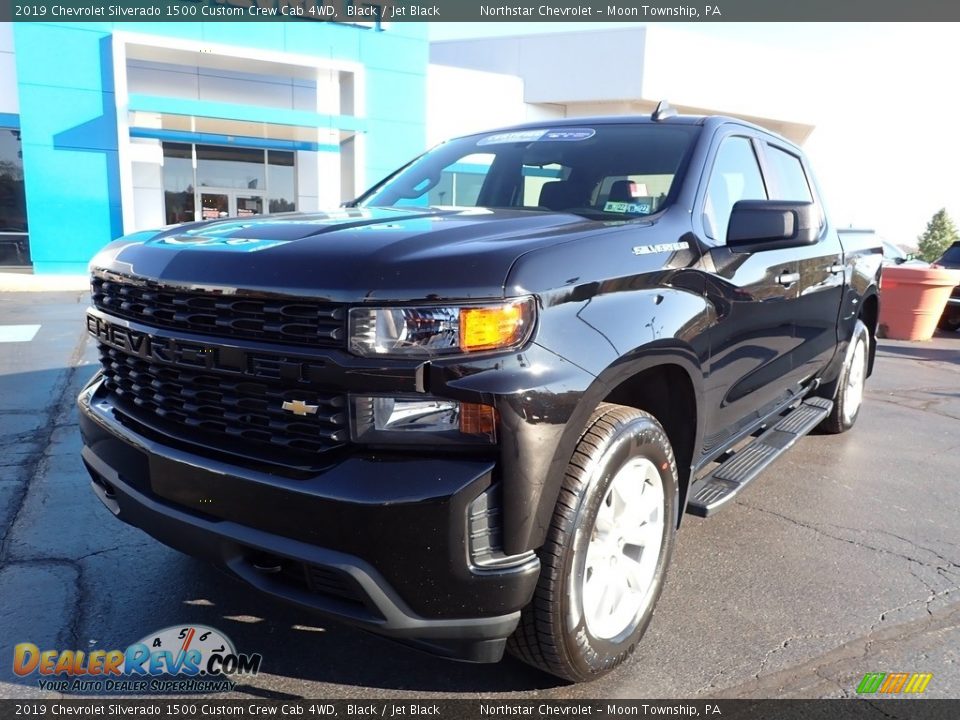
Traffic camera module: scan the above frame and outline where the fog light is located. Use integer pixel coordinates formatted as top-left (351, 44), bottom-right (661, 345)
top-left (351, 396), bottom-right (497, 445)
top-left (372, 397), bottom-right (459, 433)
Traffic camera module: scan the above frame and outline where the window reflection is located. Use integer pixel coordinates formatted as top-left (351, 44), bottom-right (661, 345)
top-left (197, 146), bottom-right (266, 190)
top-left (268, 150), bottom-right (295, 214)
top-left (162, 143), bottom-right (298, 223)
top-left (0, 128), bottom-right (30, 266)
top-left (162, 143), bottom-right (195, 225)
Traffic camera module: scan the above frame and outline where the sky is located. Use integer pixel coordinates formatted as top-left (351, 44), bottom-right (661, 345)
top-left (427, 23), bottom-right (960, 248)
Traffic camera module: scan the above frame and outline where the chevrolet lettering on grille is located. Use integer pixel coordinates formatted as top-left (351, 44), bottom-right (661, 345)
top-left (86, 312), bottom-right (332, 382)
top-left (281, 400), bottom-right (319, 416)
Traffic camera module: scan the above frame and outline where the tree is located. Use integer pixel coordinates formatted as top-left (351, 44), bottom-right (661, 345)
top-left (917, 208), bottom-right (959, 262)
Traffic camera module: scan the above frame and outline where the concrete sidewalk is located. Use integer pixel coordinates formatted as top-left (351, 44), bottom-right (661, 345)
top-left (0, 272), bottom-right (89, 292)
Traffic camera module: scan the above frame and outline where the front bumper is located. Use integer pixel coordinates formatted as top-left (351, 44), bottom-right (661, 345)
top-left (78, 377), bottom-right (540, 663)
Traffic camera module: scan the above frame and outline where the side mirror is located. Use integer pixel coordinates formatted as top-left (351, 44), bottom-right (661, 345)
top-left (726, 200), bottom-right (820, 253)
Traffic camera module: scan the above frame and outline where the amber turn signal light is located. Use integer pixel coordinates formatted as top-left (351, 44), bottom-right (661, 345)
top-left (459, 299), bottom-right (533, 352)
top-left (459, 402), bottom-right (497, 441)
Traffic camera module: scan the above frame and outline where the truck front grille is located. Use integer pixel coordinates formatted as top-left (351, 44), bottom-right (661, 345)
top-left (91, 274), bottom-right (345, 348)
top-left (98, 343), bottom-right (349, 459)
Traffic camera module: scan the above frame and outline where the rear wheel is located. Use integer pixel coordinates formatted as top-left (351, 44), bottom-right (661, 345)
top-left (820, 319), bottom-right (870, 434)
top-left (508, 403), bottom-right (678, 682)
top-left (938, 310), bottom-right (960, 332)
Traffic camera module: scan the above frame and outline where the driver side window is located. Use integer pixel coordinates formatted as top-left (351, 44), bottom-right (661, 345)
top-left (703, 137), bottom-right (768, 242)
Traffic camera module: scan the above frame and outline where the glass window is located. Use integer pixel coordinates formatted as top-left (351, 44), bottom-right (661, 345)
top-left (162, 142), bottom-right (195, 225)
top-left (703, 137), bottom-right (768, 241)
top-left (0, 128), bottom-right (28, 266)
top-left (0, 128), bottom-right (27, 232)
top-left (522, 162), bottom-right (566, 206)
top-left (196, 145), bottom-right (265, 190)
top-left (766, 145), bottom-right (813, 202)
top-left (161, 143), bottom-right (299, 221)
top-left (360, 125), bottom-right (700, 220)
top-left (939, 242), bottom-right (960, 265)
top-left (267, 150), bottom-right (296, 214)
top-left (429, 153), bottom-right (495, 206)
top-left (593, 173), bottom-right (675, 215)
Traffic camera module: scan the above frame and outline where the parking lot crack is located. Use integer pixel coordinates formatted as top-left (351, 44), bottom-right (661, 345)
top-left (870, 393), bottom-right (960, 423)
top-left (737, 501), bottom-right (960, 572)
top-left (75, 543), bottom-right (152, 561)
top-left (0, 331), bottom-right (88, 561)
top-left (754, 639), bottom-right (790, 680)
top-left (712, 599), bottom-right (960, 699)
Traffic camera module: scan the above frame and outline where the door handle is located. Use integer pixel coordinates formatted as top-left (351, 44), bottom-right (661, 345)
top-left (828, 264), bottom-right (845, 274)
top-left (776, 272), bottom-right (800, 286)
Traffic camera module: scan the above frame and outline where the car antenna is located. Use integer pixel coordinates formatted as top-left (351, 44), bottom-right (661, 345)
top-left (652, 100), bottom-right (678, 121)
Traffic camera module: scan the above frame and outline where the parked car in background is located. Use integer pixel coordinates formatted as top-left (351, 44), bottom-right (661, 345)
top-left (839, 229), bottom-right (927, 268)
top-left (882, 240), bottom-right (929, 267)
top-left (934, 241), bottom-right (960, 331)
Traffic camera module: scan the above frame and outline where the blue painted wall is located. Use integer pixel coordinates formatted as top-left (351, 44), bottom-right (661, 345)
top-left (12, 22), bottom-right (429, 274)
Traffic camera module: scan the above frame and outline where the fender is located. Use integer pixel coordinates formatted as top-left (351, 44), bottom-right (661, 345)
top-left (817, 234), bottom-right (883, 400)
top-left (503, 341), bottom-right (706, 555)
top-left (818, 285), bottom-right (880, 401)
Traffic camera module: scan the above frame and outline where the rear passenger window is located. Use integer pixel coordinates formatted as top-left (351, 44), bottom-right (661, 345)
top-left (703, 137), bottom-right (767, 242)
top-left (766, 146), bottom-right (813, 202)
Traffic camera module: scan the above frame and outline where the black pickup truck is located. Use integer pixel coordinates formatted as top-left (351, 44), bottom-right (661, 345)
top-left (79, 110), bottom-right (882, 682)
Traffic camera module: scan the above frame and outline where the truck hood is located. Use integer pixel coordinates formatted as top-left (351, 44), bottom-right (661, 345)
top-left (92, 207), bottom-right (611, 303)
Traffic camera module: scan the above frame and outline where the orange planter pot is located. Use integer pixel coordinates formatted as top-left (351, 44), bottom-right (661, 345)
top-left (878, 265), bottom-right (960, 341)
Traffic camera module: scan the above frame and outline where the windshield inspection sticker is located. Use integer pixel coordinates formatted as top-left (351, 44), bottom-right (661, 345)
top-left (477, 128), bottom-right (596, 146)
top-left (632, 241), bottom-right (689, 255)
top-left (605, 201), bottom-right (652, 215)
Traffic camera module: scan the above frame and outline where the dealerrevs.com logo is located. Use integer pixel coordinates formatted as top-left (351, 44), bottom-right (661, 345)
top-left (13, 625), bottom-right (262, 693)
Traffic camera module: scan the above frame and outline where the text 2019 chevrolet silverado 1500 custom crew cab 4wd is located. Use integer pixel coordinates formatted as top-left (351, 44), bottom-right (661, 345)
top-left (79, 110), bottom-right (882, 682)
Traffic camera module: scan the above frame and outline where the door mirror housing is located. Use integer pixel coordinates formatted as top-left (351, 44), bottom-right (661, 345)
top-left (726, 200), bottom-right (820, 253)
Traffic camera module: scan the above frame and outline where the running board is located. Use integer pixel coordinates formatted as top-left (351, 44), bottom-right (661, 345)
top-left (686, 397), bottom-right (833, 517)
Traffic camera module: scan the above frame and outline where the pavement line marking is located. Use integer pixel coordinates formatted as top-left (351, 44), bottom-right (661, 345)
top-left (0, 324), bottom-right (41, 342)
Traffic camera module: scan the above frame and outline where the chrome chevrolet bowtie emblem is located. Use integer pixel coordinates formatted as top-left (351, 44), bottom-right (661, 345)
top-left (282, 399), bottom-right (319, 416)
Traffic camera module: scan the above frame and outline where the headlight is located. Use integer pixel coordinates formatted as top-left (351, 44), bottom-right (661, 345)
top-left (351, 396), bottom-right (497, 445)
top-left (348, 298), bottom-right (535, 357)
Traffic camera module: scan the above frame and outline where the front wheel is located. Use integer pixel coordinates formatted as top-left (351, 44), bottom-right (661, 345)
top-left (820, 318), bottom-right (870, 434)
top-left (507, 403), bottom-right (678, 682)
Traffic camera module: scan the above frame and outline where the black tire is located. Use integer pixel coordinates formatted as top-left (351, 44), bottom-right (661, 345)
top-left (937, 311), bottom-right (960, 332)
top-left (507, 403), bottom-right (678, 682)
top-left (820, 319), bottom-right (870, 434)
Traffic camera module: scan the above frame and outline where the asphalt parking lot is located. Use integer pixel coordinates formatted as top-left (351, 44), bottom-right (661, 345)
top-left (1, 287), bottom-right (958, 700)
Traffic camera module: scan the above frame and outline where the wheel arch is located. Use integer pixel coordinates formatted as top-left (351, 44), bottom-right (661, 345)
top-left (859, 290), bottom-right (879, 377)
top-left (524, 344), bottom-right (705, 552)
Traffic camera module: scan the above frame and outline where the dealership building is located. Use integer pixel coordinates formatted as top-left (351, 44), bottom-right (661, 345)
top-left (0, 22), bottom-right (812, 273)
top-left (0, 19), bottom-right (428, 272)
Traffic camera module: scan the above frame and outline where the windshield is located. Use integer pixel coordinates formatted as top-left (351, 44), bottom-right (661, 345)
top-left (939, 242), bottom-right (960, 266)
top-left (357, 124), bottom-right (700, 220)
top-left (882, 240), bottom-right (906, 261)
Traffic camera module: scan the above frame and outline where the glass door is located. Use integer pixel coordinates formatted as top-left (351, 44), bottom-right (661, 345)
top-left (163, 143), bottom-right (295, 224)
top-left (200, 192), bottom-right (229, 220)
top-left (198, 191), bottom-right (265, 220)
top-left (235, 195), bottom-right (264, 218)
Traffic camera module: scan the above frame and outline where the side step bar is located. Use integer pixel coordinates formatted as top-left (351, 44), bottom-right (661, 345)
top-left (686, 396), bottom-right (833, 517)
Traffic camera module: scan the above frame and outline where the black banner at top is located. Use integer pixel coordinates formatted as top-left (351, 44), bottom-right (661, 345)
top-left (2, 0), bottom-right (960, 22)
